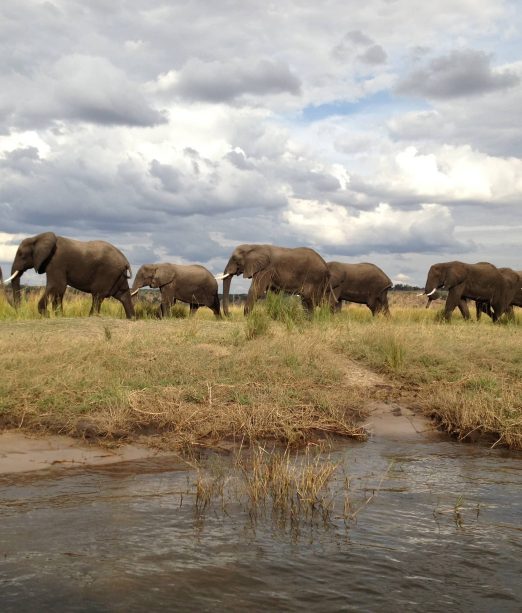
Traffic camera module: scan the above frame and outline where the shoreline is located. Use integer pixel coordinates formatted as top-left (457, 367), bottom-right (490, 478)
top-left (0, 402), bottom-right (439, 475)
top-left (0, 430), bottom-right (171, 475)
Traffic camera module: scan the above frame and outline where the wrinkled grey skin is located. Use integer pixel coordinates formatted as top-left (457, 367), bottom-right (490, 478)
top-left (131, 263), bottom-right (220, 318)
top-left (328, 262), bottom-right (392, 316)
top-left (422, 261), bottom-right (519, 322)
top-left (475, 268), bottom-right (522, 321)
top-left (222, 244), bottom-right (332, 316)
top-left (424, 291), bottom-right (470, 318)
top-left (9, 232), bottom-right (134, 318)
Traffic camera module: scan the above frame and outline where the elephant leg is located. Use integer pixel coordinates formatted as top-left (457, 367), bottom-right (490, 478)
top-left (159, 288), bottom-right (176, 318)
top-left (444, 289), bottom-right (464, 321)
top-left (40, 279), bottom-right (66, 316)
top-left (89, 295), bottom-right (102, 316)
top-left (112, 288), bottom-right (134, 319)
top-left (51, 293), bottom-right (63, 315)
top-left (457, 299), bottom-right (470, 320)
top-left (244, 272), bottom-right (271, 315)
top-left (300, 295), bottom-right (314, 316)
top-left (367, 296), bottom-right (379, 316)
top-left (506, 305), bottom-right (515, 321)
top-left (334, 299), bottom-right (342, 314)
top-left (189, 303), bottom-right (199, 316)
top-left (110, 274), bottom-right (135, 319)
top-left (210, 293), bottom-right (221, 318)
top-left (38, 292), bottom-right (50, 316)
top-left (379, 294), bottom-right (391, 317)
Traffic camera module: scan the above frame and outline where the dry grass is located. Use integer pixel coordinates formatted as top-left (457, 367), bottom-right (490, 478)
top-left (192, 443), bottom-right (348, 531)
top-left (0, 290), bottom-right (521, 450)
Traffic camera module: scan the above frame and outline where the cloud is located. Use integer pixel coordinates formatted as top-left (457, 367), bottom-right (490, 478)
top-left (348, 145), bottom-right (522, 206)
top-left (284, 200), bottom-right (466, 255)
top-left (155, 58), bottom-right (301, 103)
top-left (357, 45), bottom-right (387, 65)
top-left (1, 54), bottom-right (167, 130)
top-left (396, 49), bottom-right (519, 99)
top-left (388, 63), bottom-right (522, 157)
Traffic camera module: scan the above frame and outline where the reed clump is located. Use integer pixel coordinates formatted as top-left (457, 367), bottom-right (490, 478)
top-left (193, 444), bottom-right (345, 530)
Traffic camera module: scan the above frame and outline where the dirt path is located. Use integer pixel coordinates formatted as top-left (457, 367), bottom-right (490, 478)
top-left (340, 358), bottom-right (438, 440)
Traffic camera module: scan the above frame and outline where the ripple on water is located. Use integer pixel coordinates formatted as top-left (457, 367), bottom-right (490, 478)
top-left (0, 436), bottom-right (521, 612)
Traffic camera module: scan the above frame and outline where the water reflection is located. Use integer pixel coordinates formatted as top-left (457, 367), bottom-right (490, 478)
top-left (1, 437), bottom-right (521, 612)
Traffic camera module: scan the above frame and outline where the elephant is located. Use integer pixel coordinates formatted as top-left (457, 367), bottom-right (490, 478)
top-left (220, 244), bottom-right (333, 316)
top-left (131, 263), bottom-right (221, 318)
top-left (475, 269), bottom-right (522, 321)
top-left (328, 262), bottom-right (392, 316)
top-left (423, 290), bottom-right (471, 318)
top-left (5, 232), bottom-right (134, 318)
top-left (421, 261), bottom-right (519, 322)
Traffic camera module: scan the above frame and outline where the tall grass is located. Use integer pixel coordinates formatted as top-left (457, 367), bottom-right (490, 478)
top-left (1, 290), bottom-right (521, 449)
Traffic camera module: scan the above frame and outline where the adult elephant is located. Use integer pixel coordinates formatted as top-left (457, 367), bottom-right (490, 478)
top-left (131, 263), bottom-right (221, 318)
top-left (219, 244), bottom-right (332, 316)
top-left (476, 269), bottom-right (522, 321)
top-left (328, 262), bottom-right (392, 316)
top-left (421, 261), bottom-right (518, 322)
top-left (5, 232), bottom-right (134, 318)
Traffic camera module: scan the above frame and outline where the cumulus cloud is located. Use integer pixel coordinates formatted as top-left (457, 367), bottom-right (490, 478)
top-left (349, 145), bottom-right (522, 206)
top-left (388, 63), bottom-right (522, 157)
top-left (1, 54), bottom-right (167, 130)
top-left (155, 58), bottom-right (301, 103)
top-left (284, 200), bottom-right (465, 255)
top-left (396, 49), bottom-right (519, 99)
top-left (1, 0), bottom-right (520, 284)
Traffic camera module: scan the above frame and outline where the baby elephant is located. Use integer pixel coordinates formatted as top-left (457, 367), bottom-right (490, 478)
top-left (328, 261), bottom-right (392, 316)
top-left (131, 263), bottom-right (221, 318)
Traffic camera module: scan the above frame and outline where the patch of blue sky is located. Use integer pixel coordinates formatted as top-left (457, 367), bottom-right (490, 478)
top-left (299, 91), bottom-right (430, 123)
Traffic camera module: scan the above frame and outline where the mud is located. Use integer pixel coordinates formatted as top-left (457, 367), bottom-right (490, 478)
top-left (366, 401), bottom-right (439, 439)
top-left (0, 431), bottom-right (169, 474)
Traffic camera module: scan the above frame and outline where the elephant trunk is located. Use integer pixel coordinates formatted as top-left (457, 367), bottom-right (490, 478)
top-left (222, 274), bottom-right (233, 316)
top-left (10, 272), bottom-right (23, 309)
top-left (130, 272), bottom-right (146, 296)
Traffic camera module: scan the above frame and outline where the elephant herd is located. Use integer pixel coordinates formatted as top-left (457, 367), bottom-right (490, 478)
top-left (1, 232), bottom-right (521, 323)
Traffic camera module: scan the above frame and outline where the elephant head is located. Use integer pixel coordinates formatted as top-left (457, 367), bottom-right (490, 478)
top-left (5, 232), bottom-right (58, 308)
top-left (221, 244), bottom-right (271, 316)
top-left (131, 264), bottom-right (175, 295)
top-left (423, 261), bottom-right (467, 297)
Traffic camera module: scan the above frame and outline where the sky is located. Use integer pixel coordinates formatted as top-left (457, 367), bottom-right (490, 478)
top-left (1, 0), bottom-right (521, 289)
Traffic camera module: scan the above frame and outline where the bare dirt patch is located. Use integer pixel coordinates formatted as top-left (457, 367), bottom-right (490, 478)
top-left (0, 431), bottom-right (170, 475)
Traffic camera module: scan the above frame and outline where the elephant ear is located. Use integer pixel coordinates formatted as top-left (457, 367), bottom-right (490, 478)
top-left (33, 232), bottom-right (57, 274)
top-left (444, 263), bottom-right (466, 288)
top-left (243, 249), bottom-right (270, 279)
top-left (152, 265), bottom-right (175, 287)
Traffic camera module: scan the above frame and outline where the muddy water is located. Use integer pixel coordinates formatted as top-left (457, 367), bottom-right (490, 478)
top-left (1, 429), bottom-right (521, 612)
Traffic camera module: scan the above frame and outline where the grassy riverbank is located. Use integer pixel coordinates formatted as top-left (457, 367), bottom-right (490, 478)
top-left (0, 291), bottom-right (520, 450)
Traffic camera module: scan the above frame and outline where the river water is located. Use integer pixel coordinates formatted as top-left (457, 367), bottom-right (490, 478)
top-left (1, 431), bottom-right (521, 612)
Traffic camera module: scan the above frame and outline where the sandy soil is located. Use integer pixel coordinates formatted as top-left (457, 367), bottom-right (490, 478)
top-left (366, 401), bottom-right (438, 439)
top-left (0, 431), bottom-right (168, 475)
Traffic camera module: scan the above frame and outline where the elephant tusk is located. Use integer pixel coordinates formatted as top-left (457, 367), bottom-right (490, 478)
top-left (214, 273), bottom-right (229, 281)
top-left (3, 270), bottom-right (21, 285)
top-left (130, 289), bottom-right (140, 297)
top-left (417, 292), bottom-right (425, 296)
top-left (426, 288), bottom-right (437, 297)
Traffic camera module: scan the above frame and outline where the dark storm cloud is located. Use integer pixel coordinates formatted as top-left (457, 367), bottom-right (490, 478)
top-left (0, 143), bottom-right (288, 237)
top-left (396, 49), bottom-right (519, 99)
top-left (169, 58), bottom-right (302, 103)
